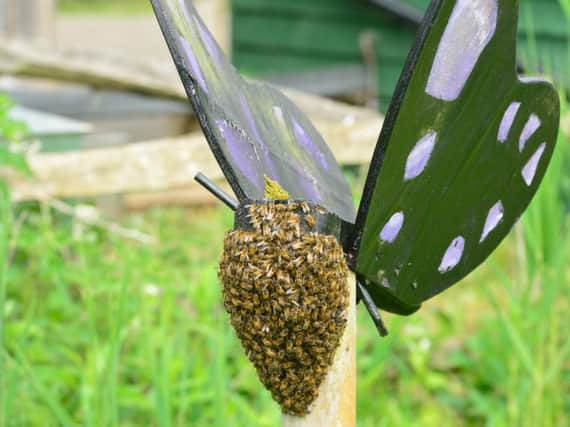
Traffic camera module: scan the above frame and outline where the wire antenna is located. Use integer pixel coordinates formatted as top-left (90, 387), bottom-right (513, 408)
top-left (195, 172), bottom-right (239, 211)
top-left (357, 281), bottom-right (389, 337)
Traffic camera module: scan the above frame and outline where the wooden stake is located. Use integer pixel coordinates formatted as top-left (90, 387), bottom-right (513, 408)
top-left (282, 275), bottom-right (356, 427)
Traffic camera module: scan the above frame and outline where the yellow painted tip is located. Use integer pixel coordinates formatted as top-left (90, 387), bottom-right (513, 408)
top-left (264, 176), bottom-right (290, 200)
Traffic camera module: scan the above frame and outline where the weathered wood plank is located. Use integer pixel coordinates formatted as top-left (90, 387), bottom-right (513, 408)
top-left (236, 52), bottom-right (402, 104)
top-left (0, 39), bottom-right (391, 108)
top-left (4, 95), bottom-right (382, 204)
top-left (0, 40), bottom-right (185, 100)
top-left (234, 14), bottom-right (414, 60)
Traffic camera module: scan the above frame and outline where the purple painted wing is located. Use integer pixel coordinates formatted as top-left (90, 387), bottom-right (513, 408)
top-left (151, 0), bottom-right (355, 221)
top-left (351, 0), bottom-right (560, 314)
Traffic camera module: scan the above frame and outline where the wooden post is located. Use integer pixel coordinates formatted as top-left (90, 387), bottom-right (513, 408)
top-left (0, 0), bottom-right (55, 43)
top-left (282, 275), bottom-right (356, 427)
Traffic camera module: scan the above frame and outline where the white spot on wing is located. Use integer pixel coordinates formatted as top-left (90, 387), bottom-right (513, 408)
top-left (273, 106), bottom-right (285, 124)
top-left (439, 236), bottom-right (465, 273)
top-left (522, 143), bottom-right (546, 186)
top-left (519, 114), bottom-right (541, 152)
top-left (405, 131), bottom-right (437, 180)
top-left (480, 201), bottom-right (504, 242)
top-left (498, 102), bottom-right (521, 143)
top-left (520, 76), bottom-right (545, 84)
top-left (426, 0), bottom-right (498, 101)
top-left (380, 212), bottom-right (405, 243)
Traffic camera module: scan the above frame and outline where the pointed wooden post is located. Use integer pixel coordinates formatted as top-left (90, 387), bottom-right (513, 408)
top-left (282, 275), bottom-right (357, 427)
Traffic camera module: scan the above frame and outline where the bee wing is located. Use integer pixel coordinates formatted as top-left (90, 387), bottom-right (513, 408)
top-left (351, 0), bottom-right (560, 313)
top-left (151, 0), bottom-right (355, 221)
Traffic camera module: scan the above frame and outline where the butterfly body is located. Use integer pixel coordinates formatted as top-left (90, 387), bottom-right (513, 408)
top-left (219, 200), bottom-right (349, 415)
top-left (152, 0), bottom-right (561, 415)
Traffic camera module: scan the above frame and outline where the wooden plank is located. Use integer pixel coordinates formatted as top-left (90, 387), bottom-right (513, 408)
top-left (235, 0), bottom-right (377, 18)
top-left (264, 64), bottom-right (374, 98)
top-left (235, 52), bottom-right (404, 103)
top-left (234, 14), bottom-right (414, 60)
top-left (235, 53), bottom-right (346, 76)
top-left (0, 40), bottom-right (186, 100)
top-left (0, 39), bottom-right (391, 108)
top-left (4, 96), bottom-right (383, 203)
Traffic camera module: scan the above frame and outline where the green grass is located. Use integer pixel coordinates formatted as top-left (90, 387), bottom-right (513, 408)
top-left (3, 2), bottom-right (570, 424)
top-left (0, 126), bottom-right (568, 425)
top-left (58, 0), bottom-right (151, 15)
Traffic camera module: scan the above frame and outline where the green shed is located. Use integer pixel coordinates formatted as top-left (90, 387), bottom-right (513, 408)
top-left (232, 0), bottom-right (569, 110)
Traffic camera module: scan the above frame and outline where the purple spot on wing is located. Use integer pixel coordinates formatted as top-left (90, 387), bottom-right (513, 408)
top-left (439, 236), bottom-right (465, 273)
top-left (239, 96), bottom-right (263, 143)
top-left (216, 120), bottom-right (261, 190)
top-left (298, 176), bottom-right (320, 202)
top-left (293, 119), bottom-right (328, 170)
top-left (177, 0), bottom-right (192, 22)
top-left (480, 201), bottom-right (504, 242)
top-left (426, 0), bottom-right (498, 101)
top-left (519, 114), bottom-right (541, 152)
top-left (238, 95), bottom-right (279, 179)
top-left (405, 131), bottom-right (437, 180)
top-left (379, 212), bottom-right (404, 243)
top-left (498, 102), bottom-right (521, 143)
top-left (522, 143), bottom-right (546, 186)
top-left (192, 15), bottom-right (223, 63)
top-left (178, 36), bottom-right (208, 93)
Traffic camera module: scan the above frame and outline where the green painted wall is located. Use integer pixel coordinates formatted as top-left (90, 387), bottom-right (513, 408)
top-left (232, 0), bottom-right (569, 110)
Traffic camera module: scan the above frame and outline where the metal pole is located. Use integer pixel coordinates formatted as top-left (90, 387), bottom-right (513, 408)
top-left (282, 274), bottom-right (357, 427)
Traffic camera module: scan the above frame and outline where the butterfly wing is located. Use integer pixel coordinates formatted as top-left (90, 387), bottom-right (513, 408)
top-left (151, 0), bottom-right (355, 221)
top-left (351, 0), bottom-right (560, 314)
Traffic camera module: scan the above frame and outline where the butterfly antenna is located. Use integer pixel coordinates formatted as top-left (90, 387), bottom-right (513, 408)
top-left (195, 172), bottom-right (239, 211)
top-left (357, 281), bottom-right (389, 337)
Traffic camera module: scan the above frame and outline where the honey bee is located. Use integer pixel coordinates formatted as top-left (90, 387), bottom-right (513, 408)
top-left (276, 270), bottom-right (291, 286)
top-left (218, 201), bottom-right (349, 417)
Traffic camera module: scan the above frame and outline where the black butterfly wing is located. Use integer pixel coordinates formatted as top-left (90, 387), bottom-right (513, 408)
top-left (351, 0), bottom-right (560, 314)
top-left (151, 0), bottom-right (355, 221)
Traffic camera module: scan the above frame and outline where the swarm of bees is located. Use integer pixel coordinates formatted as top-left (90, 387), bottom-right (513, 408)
top-left (218, 201), bottom-right (349, 415)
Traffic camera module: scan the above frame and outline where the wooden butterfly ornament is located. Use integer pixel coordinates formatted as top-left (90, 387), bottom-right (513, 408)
top-left (151, 0), bottom-right (560, 416)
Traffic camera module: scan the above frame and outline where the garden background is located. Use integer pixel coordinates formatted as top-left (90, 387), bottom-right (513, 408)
top-left (1, 0), bottom-right (570, 425)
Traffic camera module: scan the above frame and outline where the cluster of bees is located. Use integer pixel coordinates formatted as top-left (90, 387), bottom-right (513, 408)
top-left (218, 201), bottom-right (349, 416)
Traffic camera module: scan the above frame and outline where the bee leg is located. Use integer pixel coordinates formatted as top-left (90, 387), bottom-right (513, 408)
top-left (195, 172), bottom-right (239, 211)
top-left (357, 280), bottom-right (389, 337)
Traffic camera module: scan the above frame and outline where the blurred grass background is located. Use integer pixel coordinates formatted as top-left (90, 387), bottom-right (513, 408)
top-left (58, 0), bottom-right (150, 15)
top-left (2, 0), bottom-right (570, 426)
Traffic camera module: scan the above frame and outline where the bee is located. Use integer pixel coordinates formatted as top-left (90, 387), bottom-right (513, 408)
top-left (218, 201), bottom-right (350, 417)
top-left (292, 256), bottom-right (304, 268)
top-left (276, 270), bottom-right (291, 286)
